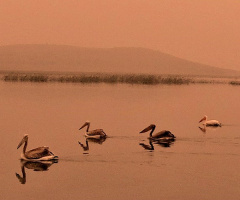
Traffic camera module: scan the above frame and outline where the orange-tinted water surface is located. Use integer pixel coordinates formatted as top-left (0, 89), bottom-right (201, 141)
top-left (0, 82), bottom-right (239, 200)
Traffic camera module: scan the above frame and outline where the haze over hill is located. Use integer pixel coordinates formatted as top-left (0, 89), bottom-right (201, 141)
top-left (0, 44), bottom-right (239, 76)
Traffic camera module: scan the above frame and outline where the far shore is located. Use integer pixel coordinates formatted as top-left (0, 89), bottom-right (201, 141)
top-left (0, 71), bottom-right (240, 86)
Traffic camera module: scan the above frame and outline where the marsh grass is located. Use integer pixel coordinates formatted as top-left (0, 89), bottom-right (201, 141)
top-left (53, 74), bottom-right (193, 85)
top-left (3, 73), bottom-right (192, 85)
top-left (4, 74), bottom-right (48, 82)
top-left (229, 81), bottom-right (240, 86)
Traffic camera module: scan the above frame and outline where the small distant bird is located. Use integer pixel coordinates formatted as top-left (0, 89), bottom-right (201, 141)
top-left (139, 124), bottom-right (175, 141)
top-left (199, 115), bottom-right (221, 127)
top-left (17, 134), bottom-right (58, 161)
top-left (79, 121), bottom-right (107, 139)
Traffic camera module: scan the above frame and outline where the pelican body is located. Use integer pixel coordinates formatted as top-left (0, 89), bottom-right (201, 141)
top-left (140, 124), bottom-right (175, 141)
top-left (79, 121), bottom-right (107, 139)
top-left (199, 116), bottom-right (221, 127)
top-left (17, 134), bottom-right (58, 161)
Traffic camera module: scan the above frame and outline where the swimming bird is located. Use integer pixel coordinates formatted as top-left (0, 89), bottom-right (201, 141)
top-left (139, 124), bottom-right (175, 141)
top-left (17, 134), bottom-right (58, 161)
top-left (79, 121), bottom-right (107, 139)
top-left (199, 115), bottom-right (221, 127)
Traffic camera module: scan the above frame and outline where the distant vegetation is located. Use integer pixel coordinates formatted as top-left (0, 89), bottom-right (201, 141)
top-left (2, 73), bottom-right (192, 85)
top-left (2, 72), bottom-right (240, 86)
top-left (229, 81), bottom-right (240, 86)
top-left (4, 74), bottom-right (48, 82)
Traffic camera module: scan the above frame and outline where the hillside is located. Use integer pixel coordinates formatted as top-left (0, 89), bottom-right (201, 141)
top-left (0, 44), bottom-right (239, 76)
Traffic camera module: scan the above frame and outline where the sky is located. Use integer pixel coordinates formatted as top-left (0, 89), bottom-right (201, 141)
top-left (0, 0), bottom-right (240, 70)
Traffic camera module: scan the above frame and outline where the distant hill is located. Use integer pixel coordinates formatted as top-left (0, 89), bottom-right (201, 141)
top-left (0, 44), bottom-right (239, 76)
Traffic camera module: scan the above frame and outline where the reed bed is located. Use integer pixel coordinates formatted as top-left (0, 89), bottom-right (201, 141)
top-left (3, 73), bottom-right (193, 85)
top-left (229, 81), bottom-right (240, 86)
top-left (4, 74), bottom-right (48, 82)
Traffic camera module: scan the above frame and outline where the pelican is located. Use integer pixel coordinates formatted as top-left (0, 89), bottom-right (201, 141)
top-left (17, 134), bottom-right (58, 161)
top-left (139, 124), bottom-right (175, 141)
top-left (199, 115), bottom-right (221, 127)
top-left (79, 121), bottom-right (107, 139)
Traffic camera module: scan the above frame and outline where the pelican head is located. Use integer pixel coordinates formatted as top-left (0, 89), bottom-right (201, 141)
top-left (199, 115), bottom-right (207, 123)
top-left (79, 121), bottom-right (90, 130)
top-left (140, 124), bottom-right (156, 133)
top-left (17, 134), bottom-right (29, 149)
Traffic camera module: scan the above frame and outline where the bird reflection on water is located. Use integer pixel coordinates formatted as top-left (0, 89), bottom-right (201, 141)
top-left (139, 140), bottom-right (154, 151)
top-left (198, 124), bottom-right (221, 133)
top-left (78, 137), bottom-right (107, 153)
top-left (139, 138), bottom-right (175, 151)
top-left (15, 160), bottom-right (58, 184)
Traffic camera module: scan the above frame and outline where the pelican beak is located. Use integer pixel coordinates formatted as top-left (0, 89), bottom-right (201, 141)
top-left (199, 117), bottom-right (206, 123)
top-left (79, 122), bottom-right (89, 130)
top-left (17, 138), bottom-right (24, 149)
top-left (140, 125), bottom-right (153, 133)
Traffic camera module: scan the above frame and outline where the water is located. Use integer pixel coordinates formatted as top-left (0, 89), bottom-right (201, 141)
top-left (0, 82), bottom-right (239, 200)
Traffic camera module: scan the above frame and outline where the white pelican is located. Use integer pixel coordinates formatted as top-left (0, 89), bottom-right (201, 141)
top-left (17, 134), bottom-right (58, 161)
top-left (139, 124), bottom-right (175, 141)
top-left (199, 115), bottom-right (221, 127)
top-left (79, 121), bottom-right (107, 139)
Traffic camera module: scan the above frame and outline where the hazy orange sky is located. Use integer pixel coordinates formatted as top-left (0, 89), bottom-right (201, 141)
top-left (0, 0), bottom-right (240, 70)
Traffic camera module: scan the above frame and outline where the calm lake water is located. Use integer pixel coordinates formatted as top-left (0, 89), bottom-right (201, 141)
top-left (0, 82), bottom-right (239, 200)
